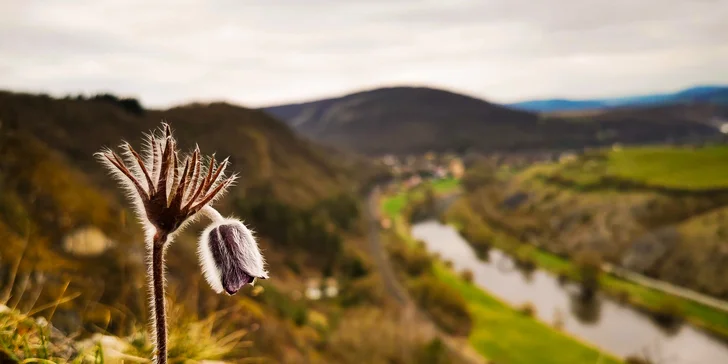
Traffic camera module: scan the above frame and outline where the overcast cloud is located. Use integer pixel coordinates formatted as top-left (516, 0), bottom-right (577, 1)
top-left (1, 0), bottom-right (727, 107)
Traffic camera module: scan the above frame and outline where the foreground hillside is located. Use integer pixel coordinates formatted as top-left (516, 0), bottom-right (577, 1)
top-left (0, 92), bottom-right (474, 363)
top-left (0, 91), bottom-right (383, 206)
top-left (263, 86), bottom-right (723, 155)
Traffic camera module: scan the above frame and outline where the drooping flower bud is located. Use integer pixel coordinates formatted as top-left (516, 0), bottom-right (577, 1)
top-left (198, 218), bottom-right (268, 295)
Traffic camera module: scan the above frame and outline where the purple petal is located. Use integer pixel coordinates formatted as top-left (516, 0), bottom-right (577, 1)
top-left (208, 223), bottom-right (258, 295)
top-left (223, 269), bottom-right (254, 295)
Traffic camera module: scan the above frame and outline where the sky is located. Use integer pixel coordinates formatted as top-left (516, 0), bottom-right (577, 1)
top-left (1, 0), bottom-right (727, 108)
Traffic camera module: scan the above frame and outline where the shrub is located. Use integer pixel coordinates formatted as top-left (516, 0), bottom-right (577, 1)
top-left (415, 338), bottom-right (450, 364)
top-left (327, 308), bottom-right (459, 364)
top-left (615, 290), bottom-right (631, 305)
top-left (292, 306), bottom-right (308, 327)
top-left (339, 250), bottom-right (370, 280)
top-left (624, 355), bottom-right (654, 364)
top-left (518, 302), bottom-right (537, 317)
top-left (556, 268), bottom-right (571, 285)
top-left (257, 283), bottom-right (309, 326)
top-left (461, 224), bottom-right (492, 258)
top-left (514, 245), bottom-right (536, 272)
top-left (406, 187), bottom-right (437, 222)
top-left (652, 298), bottom-right (683, 326)
top-left (409, 277), bottom-right (472, 336)
top-left (313, 193), bottom-right (361, 232)
top-left (460, 269), bottom-right (474, 283)
top-left (389, 243), bottom-right (433, 277)
top-left (574, 250), bottom-right (602, 301)
top-left (340, 275), bottom-right (385, 307)
top-left (443, 259), bottom-right (454, 269)
top-left (461, 163), bottom-right (497, 192)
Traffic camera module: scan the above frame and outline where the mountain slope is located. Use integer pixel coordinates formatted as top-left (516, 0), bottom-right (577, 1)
top-left (263, 86), bottom-right (723, 156)
top-left (0, 90), bottom-right (382, 336)
top-left (508, 85), bottom-right (728, 113)
top-left (0, 91), bottom-right (473, 364)
top-left (0, 128), bottom-right (145, 334)
top-left (0, 91), bottom-right (378, 206)
top-left (263, 86), bottom-right (597, 155)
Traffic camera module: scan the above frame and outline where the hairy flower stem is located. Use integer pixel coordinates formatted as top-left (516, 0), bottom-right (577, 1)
top-left (152, 235), bottom-right (168, 364)
top-left (202, 205), bottom-right (225, 223)
top-left (95, 123), bottom-right (263, 363)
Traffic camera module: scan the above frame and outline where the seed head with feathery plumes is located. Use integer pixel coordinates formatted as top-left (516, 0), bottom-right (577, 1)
top-left (94, 122), bottom-right (237, 245)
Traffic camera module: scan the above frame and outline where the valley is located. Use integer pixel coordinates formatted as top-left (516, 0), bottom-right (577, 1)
top-left (3, 83), bottom-right (728, 363)
top-left (3, 2), bottom-right (727, 362)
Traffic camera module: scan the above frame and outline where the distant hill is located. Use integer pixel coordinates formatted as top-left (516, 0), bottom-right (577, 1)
top-left (505, 99), bottom-right (607, 113)
top-left (508, 85), bottom-right (728, 113)
top-left (263, 86), bottom-right (724, 156)
top-left (264, 86), bottom-right (550, 155)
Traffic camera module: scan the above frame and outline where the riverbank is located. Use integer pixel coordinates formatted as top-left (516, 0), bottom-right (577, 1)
top-left (379, 180), bottom-right (623, 364)
top-left (412, 219), bottom-right (728, 363)
top-left (445, 195), bottom-right (728, 340)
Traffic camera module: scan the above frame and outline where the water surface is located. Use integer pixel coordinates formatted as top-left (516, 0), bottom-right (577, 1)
top-left (412, 219), bottom-right (728, 363)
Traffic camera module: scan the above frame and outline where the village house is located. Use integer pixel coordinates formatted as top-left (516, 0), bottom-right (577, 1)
top-left (448, 158), bottom-right (465, 179)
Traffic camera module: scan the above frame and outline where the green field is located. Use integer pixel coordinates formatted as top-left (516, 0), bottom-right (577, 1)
top-left (606, 146), bottom-right (728, 190)
top-left (431, 177), bottom-right (460, 193)
top-left (529, 145), bottom-right (728, 191)
top-left (381, 177), bottom-right (460, 219)
top-left (382, 192), bottom-right (408, 218)
top-left (434, 265), bottom-right (620, 364)
top-left (381, 185), bottom-right (622, 364)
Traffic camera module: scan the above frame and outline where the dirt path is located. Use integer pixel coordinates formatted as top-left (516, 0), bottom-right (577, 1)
top-left (365, 187), bottom-right (487, 364)
top-left (365, 187), bottom-right (409, 305)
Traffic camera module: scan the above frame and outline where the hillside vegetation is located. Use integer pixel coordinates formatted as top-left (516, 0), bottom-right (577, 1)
top-left (0, 91), bottom-right (384, 206)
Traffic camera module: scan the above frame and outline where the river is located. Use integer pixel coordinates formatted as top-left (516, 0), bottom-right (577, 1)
top-left (411, 219), bottom-right (728, 363)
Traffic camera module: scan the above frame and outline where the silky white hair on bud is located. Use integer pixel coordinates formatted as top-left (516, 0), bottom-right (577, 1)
top-left (198, 218), bottom-right (268, 295)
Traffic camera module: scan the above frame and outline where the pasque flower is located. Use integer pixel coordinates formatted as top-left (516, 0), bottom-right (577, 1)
top-left (95, 122), bottom-right (267, 364)
top-left (199, 218), bottom-right (269, 295)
